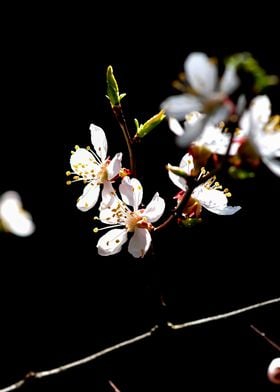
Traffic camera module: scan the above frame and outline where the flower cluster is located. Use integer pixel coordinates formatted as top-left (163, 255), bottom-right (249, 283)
top-left (66, 52), bottom-right (280, 262)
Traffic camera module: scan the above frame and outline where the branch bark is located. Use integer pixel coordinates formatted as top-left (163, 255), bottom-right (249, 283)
top-left (0, 297), bottom-right (279, 392)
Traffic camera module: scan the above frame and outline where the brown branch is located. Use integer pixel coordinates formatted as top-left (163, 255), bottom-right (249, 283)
top-left (167, 297), bottom-right (280, 330)
top-left (112, 105), bottom-right (136, 175)
top-left (250, 324), bottom-right (280, 352)
top-left (1, 297), bottom-right (279, 392)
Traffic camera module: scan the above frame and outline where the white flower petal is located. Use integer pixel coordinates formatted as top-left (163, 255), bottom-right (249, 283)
top-left (142, 192), bottom-right (165, 223)
top-left (107, 152), bottom-right (122, 180)
top-left (215, 205), bottom-right (242, 215)
top-left (99, 195), bottom-right (125, 225)
top-left (97, 228), bottom-right (127, 256)
top-left (250, 95), bottom-right (271, 128)
top-left (219, 65), bottom-right (240, 95)
top-left (128, 228), bottom-right (151, 258)
top-left (194, 124), bottom-right (240, 156)
top-left (161, 95), bottom-right (203, 121)
top-left (262, 157), bottom-right (280, 177)
top-left (179, 152), bottom-right (195, 174)
top-left (0, 191), bottom-right (35, 236)
top-left (239, 110), bottom-right (250, 135)
top-left (177, 112), bottom-right (206, 147)
top-left (184, 52), bottom-right (218, 96)
top-left (76, 183), bottom-right (100, 211)
top-left (100, 181), bottom-right (117, 208)
top-left (168, 117), bottom-right (184, 136)
top-left (5, 211), bottom-right (35, 236)
top-left (0, 191), bottom-right (21, 219)
top-left (90, 123), bottom-right (108, 161)
top-left (258, 132), bottom-right (280, 157)
top-left (119, 177), bottom-right (143, 210)
top-left (168, 168), bottom-right (187, 191)
top-left (193, 187), bottom-right (241, 215)
top-left (70, 148), bottom-right (99, 176)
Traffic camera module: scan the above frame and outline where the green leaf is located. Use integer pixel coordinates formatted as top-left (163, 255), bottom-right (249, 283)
top-left (106, 65), bottom-right (125, 106)
top-left (135, 110), bottom-right (166, 138)
top-left (225, 52), bottom-right (278, 92)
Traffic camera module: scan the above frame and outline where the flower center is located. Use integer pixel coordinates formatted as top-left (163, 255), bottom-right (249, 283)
top-left (125, 212), bottom-right (153, 232)
top-left (125, 212), bottom-right (143, 232)
top-left (97, 162), bottom-right (109, 184)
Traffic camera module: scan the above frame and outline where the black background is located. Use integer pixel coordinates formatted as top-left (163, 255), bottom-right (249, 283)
top-left (1, 6), bottom-right (280, 391)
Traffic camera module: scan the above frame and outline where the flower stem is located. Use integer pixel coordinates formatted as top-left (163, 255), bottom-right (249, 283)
top-left (112, 104), bottom-right (136, 175)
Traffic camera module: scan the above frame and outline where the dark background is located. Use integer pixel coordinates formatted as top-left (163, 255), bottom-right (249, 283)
top-left (1, 6), bottom-right (280, 391)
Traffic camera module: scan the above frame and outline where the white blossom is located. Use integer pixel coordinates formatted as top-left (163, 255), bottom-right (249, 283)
top-left (68, 124), bottom-right (123, 211)
top-left (96, 177), bottom-right (165, 258)
top-left (239, 95), bottom-right (280, 176)
top-left (161, 52), bottom-right (239, 121)
top-left (0, 191), bottom-right (35, 236)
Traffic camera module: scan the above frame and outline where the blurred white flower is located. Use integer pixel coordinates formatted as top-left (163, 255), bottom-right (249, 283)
top-left (161, 52), bottom-right (239, 121)
top-left (239, 95), bottom-right (280, 176)
top-left (0, 191), bottom-right (35, 237)
top-left (96, 177), bottom-right (165, 258)
top-left (67, 124), bottom-right (123, 211)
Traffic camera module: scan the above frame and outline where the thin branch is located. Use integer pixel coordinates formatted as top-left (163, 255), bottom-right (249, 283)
top-left (250, 324), bottom-right (280, 352)
top-left (112, 105), bottom-right (136, 175)
top-left (0, 328), bottom-right (157, 392)
top-left (167, 297), bottom-right (280, 330)
top-left (109, 380), bottom-right (122, 392)
top-left (1, 297), bottom-right (279, 392)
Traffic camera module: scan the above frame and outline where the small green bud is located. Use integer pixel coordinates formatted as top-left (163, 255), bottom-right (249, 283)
top-left (134, 110), bottom-right (166, 138)
top-left (106, 65), bottom-right (126, 106)
top-left (166, 164), bottom-right (188, 179)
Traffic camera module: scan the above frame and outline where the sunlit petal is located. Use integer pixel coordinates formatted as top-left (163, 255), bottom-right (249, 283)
top-left (76, 183), bottom-right (100, 211)
top-left (161, 95), bottom-right (203, 121)
top-left (90, 123), bottom-right (108, 161)
top-left (70, 148), bottom-right (98, 177)
top-left (97, 228), bottom-right (127, 256)
top-left (128, 228), bottom-right (151, 258)
top-left (184, 52), bottom-right (218, 96)
top-left (142, 192), bottom-right (165, 222)
top-left (119, 177), bottom-right (143, 210)
top-left (107, 153), bottom-right (122, 180)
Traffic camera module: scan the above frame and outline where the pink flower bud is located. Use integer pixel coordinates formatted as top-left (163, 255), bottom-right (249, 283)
top-left (267, 358), bottom-right (280, 384)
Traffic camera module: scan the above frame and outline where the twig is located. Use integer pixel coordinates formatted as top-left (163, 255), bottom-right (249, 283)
top-left (167, 297), bottom-right (280, 330)
top-left (109, 379), bottom-right (122, 392)
top-left (0, 297), bottom-right (279, 392)
top-left (112, 105), bottom-right (136, 175)
top-left (250, 324), bottom-right (280, 352)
